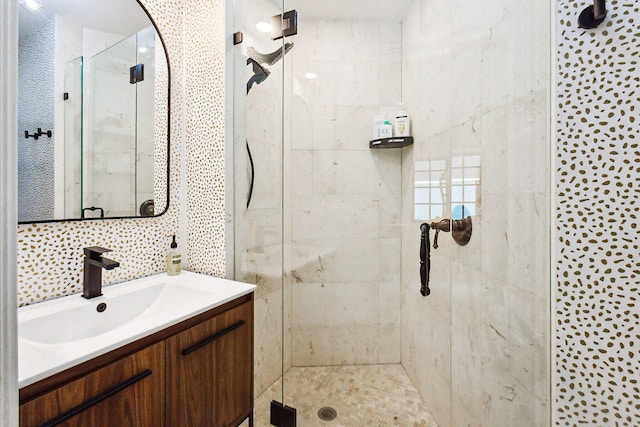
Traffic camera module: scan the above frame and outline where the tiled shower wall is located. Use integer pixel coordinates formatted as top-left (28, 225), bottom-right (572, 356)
top-left (16, 0), bottom-right (227, 305)
top-left (288, 18), bottom-right (403, 366)
top-left (399, 0), bottom-right (550, 426)
top-left (555, 1), bottom-right (640, 425)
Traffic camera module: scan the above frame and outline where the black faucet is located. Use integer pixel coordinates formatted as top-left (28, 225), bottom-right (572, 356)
top-left (82, 246), bottom-right (120, 299)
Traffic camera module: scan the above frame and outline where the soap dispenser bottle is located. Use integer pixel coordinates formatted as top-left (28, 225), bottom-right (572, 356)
top-left (394, 106), bottom-right (410, 137)
top-left (166, 234), bottom-right (182, 276)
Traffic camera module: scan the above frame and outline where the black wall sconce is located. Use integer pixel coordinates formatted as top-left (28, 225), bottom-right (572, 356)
top-left (579, 0), bottom-right (607, 29)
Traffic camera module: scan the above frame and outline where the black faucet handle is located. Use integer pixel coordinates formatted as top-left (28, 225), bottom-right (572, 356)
top-left (83, 246), bottom-right (113, 260)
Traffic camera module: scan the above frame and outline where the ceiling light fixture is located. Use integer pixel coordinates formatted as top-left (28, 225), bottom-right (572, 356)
top-left (304, 72), bottom-right (317, 80)
top-left (256, 22), bottom-right (272, 33)
top-left (24, 0), bottom-right (41, 11)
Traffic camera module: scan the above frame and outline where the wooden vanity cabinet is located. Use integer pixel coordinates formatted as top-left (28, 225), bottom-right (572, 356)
top-left (19, 342), bottom-right (164, 427)
top-left (19, 295), bottom-right (254, 427)
top-left (166, 297), bottom-right (254, 427)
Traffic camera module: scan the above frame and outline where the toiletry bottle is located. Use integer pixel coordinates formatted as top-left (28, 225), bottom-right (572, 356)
top-left (373, 115), bottom-right (385, 139)
top-left (380, 119), bottom-right (393, 138)
top-left (166, 234), bottom-right (181, 276)
top-left (394, 107), bottom-right (410, 137)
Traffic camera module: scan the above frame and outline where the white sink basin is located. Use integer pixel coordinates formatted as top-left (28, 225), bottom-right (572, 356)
top-left (18, 271), bottom-right (256, 388)
top-left (20, 282), bottom-right (209, 345)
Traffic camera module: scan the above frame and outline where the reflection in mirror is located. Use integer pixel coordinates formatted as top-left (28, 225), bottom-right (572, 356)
top-left (17, 0), bottom-right (169, 223)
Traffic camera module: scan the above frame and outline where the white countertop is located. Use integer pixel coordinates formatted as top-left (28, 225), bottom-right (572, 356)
top-left (18, 271), bottom-right (256, 388)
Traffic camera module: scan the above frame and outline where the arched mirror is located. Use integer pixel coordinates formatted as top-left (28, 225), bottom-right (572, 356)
top-left (17, 0), bottom-right (169, 223)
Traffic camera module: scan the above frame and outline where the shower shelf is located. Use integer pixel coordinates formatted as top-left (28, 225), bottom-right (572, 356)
top-left (369, 136), bottom-right (413, 149)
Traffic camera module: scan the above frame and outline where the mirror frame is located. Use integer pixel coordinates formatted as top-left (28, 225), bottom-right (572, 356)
top-left (18, 0), bottom-right (171, 224)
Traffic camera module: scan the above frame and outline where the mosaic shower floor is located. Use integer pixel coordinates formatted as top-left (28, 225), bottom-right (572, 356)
top-left (242, 364), bottom-right (439, 427)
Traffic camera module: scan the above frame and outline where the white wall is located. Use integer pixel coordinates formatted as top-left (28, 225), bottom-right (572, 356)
top-left (399, 0), bottom-right (551, 426)
top-left (1, 1), bottom-right (19, 424)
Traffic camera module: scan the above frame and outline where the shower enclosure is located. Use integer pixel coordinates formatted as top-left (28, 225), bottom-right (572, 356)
top-left (229, 0), bottom-right (552, 425)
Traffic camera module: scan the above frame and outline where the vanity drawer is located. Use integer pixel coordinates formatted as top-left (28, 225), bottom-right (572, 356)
top-left (19, 341), bottom-right (165, 427)
top-left (166, 299), bottom-right (254, 427)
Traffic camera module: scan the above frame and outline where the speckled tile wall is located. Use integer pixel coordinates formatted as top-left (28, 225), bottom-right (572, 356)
top-left (182, 0), bottom-right (226, 278)
top-left (555, 1), bottom-right (640, 425)
top-left (17, 0), bottom-right (226, 306)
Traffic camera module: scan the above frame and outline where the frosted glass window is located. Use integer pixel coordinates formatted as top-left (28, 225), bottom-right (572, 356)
top-left (414, 159), bottom-right (447, 220)
top-left (451, 185), bottom-right (463, 203)
top-left (415, 188), bottom-right (429, 204)
top-left (450, 154), bottom-right (481, 220)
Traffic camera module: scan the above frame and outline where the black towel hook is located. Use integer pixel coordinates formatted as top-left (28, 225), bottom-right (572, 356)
top-left (578, 0), bottom-right (607, 29)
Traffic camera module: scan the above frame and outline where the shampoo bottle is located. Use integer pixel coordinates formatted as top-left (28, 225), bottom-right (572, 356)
top-left (380, 119), bottom-right (393, 138)
top-left (166, 234), bottom-right (182, 276)
top-left (373, 115), bottom-right (385, 139)
top-left (394, 107), bottom-right (410, 137)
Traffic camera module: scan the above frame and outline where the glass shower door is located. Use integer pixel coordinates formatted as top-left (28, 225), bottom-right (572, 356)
top-left (233, 0), bottom-right (551, 425)
top-left (231, 0), bottom-right (289, 423)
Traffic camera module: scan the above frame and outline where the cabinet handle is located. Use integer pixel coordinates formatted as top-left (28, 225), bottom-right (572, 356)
top-left (181, 320), bottom-right (246, 356)
top-left (38, 369), bottom-right (152, 427)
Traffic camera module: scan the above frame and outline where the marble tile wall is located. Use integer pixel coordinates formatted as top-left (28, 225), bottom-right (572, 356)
top-left (399, 0), bottom-right (551, 426)
top-left (288, 18), bottom-right (403, 366)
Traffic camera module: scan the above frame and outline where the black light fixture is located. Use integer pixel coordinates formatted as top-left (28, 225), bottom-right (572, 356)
top-left (578, 0), bottom-right (607, 29)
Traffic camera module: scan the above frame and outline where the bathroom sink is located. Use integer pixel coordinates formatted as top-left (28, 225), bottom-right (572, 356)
top-left (20, 282), bottom-right (208, 345)
top-left (18, 271), bottom-right (256, 388)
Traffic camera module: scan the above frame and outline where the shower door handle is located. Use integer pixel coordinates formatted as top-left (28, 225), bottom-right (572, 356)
top-left (420, 223), bottom-right (430, 296)
top-left (246, 141), bottom-right (255, 209)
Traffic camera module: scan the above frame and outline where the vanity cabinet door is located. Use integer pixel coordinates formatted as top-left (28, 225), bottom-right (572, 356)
top-left (166, 299), bottom-right (253, 427)
top-left (19, 342), bottom-right (165, 427)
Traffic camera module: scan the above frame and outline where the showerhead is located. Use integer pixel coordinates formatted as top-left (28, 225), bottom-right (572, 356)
top-left (578, 0), bottom-right (607, 29)
top-left (247, 42), bottom-right (294, 67)
top-left (246, 58), bottom-right (270, 94)
top-left (245, 43), bottom-right (294, 95)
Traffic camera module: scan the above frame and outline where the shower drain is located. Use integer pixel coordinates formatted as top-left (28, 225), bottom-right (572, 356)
top-left (318, 406), bottom-right (338, 421)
